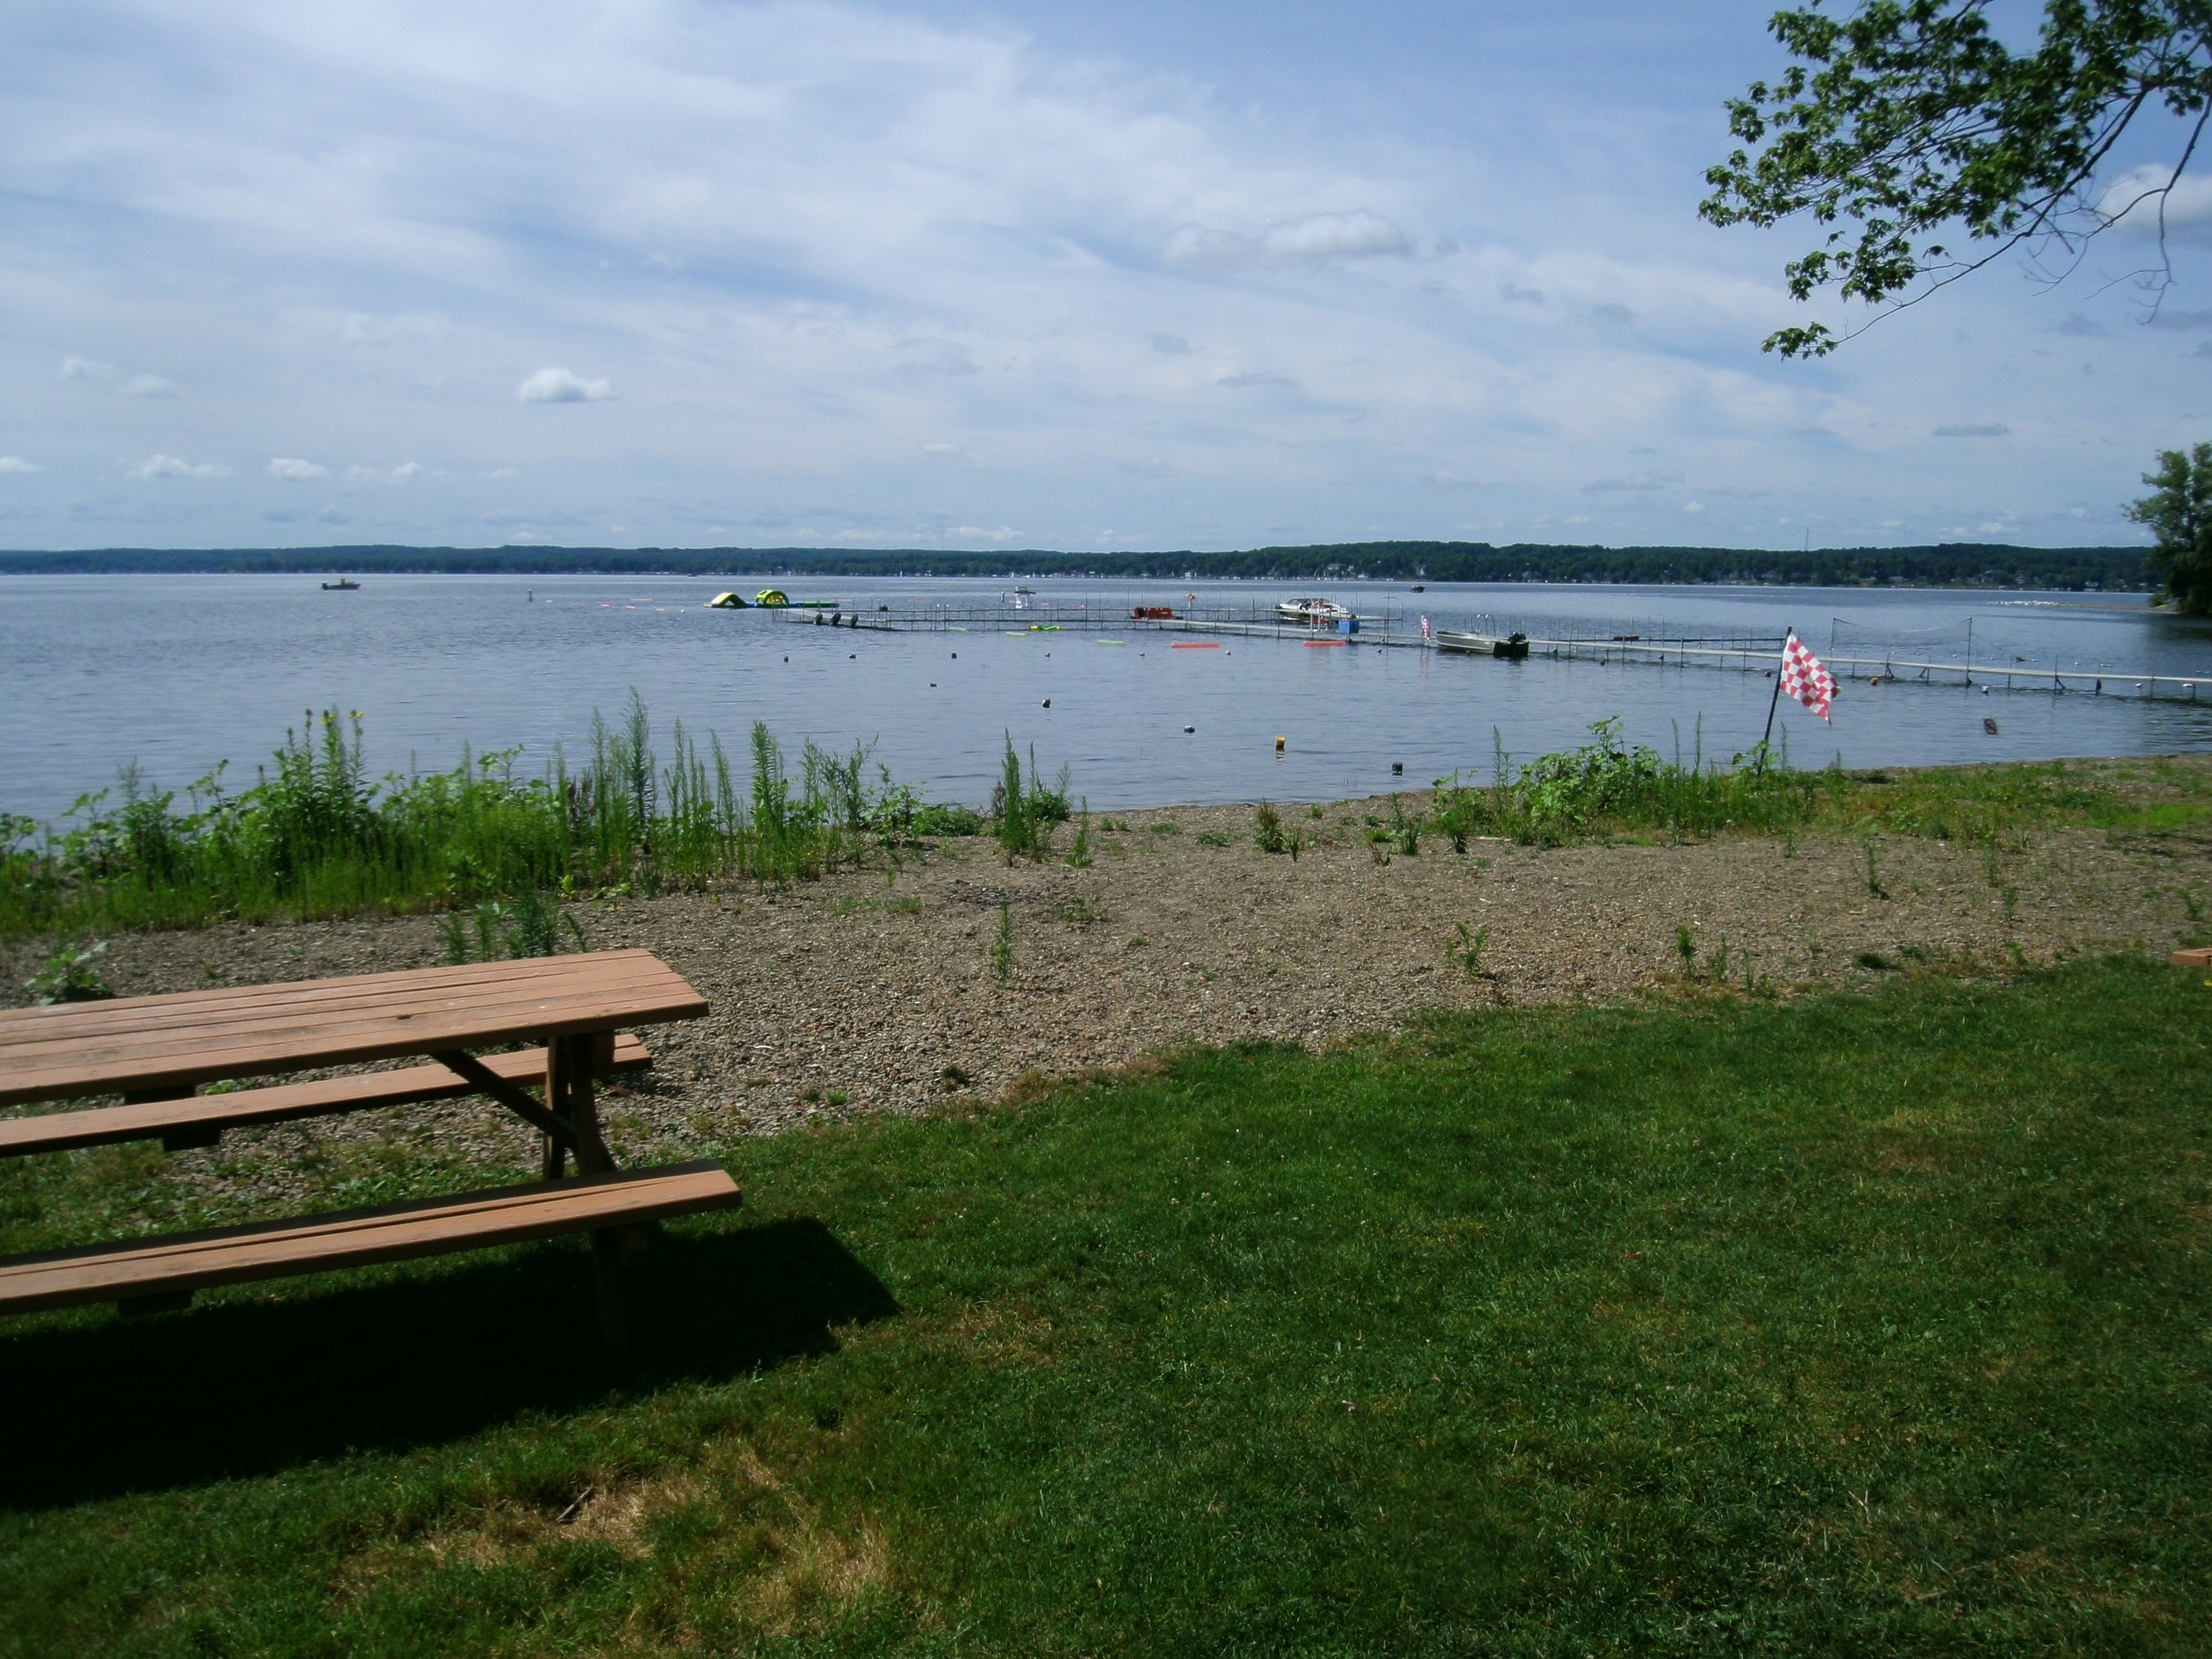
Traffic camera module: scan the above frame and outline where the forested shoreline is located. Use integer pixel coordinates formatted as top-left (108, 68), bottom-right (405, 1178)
top-left (0, 539), bottom-right (2156, 590)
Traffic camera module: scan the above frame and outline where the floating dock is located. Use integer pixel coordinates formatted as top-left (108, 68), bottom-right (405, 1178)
top-left (781, 603), bottom-right (2206, 700)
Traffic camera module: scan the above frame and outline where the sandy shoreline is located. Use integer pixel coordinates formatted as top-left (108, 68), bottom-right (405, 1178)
top-left (7, 771), bottom-right (2210, 1207)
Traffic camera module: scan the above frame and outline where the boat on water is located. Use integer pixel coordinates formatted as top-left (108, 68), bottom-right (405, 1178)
top-left (321, 577), bottom-right (359, 591)
top-left (1275, 597), bottom-right (1354, 625)
top-left (1434, 627), bottom-right (1530, 661)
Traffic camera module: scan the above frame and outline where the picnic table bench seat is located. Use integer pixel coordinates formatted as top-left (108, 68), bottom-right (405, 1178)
top-left (0, 1159), bottom-right (740, 1317)
top-left (0, 1033), bottom-right (653, 1157)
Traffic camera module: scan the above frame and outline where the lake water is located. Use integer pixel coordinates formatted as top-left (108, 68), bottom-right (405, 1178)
top-left (4, 573), bottom-right (2210, 822)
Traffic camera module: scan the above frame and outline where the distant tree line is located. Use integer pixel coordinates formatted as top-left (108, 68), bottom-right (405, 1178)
top-left (0, 540), bottom-right (2155, 590)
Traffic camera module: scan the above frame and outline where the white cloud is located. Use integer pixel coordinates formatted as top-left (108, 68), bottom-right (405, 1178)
top-left (518, 368), bottom-right (613, 403)
top-left (1120, 455), bottom-right (1178, 477)
top-left (2096, 165), bottom-right (2212, 237)
top-left (60, 357), bottom-right (177, 396)
top-left (1584, 471), bottom-right (1682, 492)
top-left (0, 457), bottom-right (41, 474)
top-left (268, 457), bottom-right (328, 479)
top-left (133, 455), bottom-right (229, 479)
top-left (949, 525), bottom-right (1024, 541)
top-left (341, 310), bottom-right (450, 347)
top-left (1162, 211), bottom-right (1413, 271)
top-left (1682, 501), bottom-right (1705, 514)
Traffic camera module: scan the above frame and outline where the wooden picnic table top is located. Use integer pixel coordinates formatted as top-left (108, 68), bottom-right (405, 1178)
top-left (0, 950), bottom-right (707, 1110)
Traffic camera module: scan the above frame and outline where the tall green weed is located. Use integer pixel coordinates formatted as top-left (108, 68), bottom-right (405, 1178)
top-left (1, 697), bottom-right (1001, 938)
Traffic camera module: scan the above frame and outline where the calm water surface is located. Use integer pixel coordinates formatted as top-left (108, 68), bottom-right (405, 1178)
top-left (4, 574), bottom-right (2209, 821)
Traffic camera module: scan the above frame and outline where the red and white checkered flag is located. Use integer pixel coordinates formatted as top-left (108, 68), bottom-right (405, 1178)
top-left (1780, 631), bottom-right (1836, 721)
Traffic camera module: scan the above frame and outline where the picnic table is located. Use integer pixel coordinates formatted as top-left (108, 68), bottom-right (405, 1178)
top-left (0, 949), bottom-right (739, 1352)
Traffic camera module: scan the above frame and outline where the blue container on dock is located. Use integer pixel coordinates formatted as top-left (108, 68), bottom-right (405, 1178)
top-left (1338, 617), bottom-right (1359, 634)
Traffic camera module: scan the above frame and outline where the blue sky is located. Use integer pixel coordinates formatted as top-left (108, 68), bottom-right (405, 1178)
top-left (0, 0), bottom-right (2204, 552)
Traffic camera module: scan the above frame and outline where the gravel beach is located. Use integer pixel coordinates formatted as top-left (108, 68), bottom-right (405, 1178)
top-left (7, 765), bottom-right (2209, 1207)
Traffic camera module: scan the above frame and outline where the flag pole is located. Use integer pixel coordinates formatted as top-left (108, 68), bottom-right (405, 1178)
top-left (1756, 628), bottom-right (1789, 776)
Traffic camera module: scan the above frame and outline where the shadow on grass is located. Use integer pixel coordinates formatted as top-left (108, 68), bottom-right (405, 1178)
top-left (0, 1216), bottom-right (898, 1511)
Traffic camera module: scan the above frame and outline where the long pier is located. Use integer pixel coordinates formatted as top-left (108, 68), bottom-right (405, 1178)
top-left (785, 601), bottom-right (1432, 649)
top-left (1513, 632), bottom-right (2205, 700)
top-left (780, 603), bottom-right (2207, 701)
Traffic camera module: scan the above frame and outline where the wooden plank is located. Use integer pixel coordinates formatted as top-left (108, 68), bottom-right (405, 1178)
top-left (2174, 947), bottom-right (2212, 968)
top-left (0, 951), bottom-right (667, 1034)
top-left (0, 1160), bottom-right (741, 1315)
top-left (0, 956), bottom-right (682, 1067)
top-left (0, 982), bottom-right (687, 1083)
top-left (0, 953), bottom-right (680, 1051)
top-left (0, 951), bottom-right (705, 1107)
top-left (0, 1036), bottom-right (652, 1158)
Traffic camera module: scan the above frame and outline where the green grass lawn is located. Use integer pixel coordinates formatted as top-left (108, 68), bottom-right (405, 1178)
top-left (3, 959), bottom-right (2209, 1655)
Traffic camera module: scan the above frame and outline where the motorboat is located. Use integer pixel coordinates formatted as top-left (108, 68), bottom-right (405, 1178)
top-left (321, 577), bottom-right (359, 590)
top-left (1435, 628), bottom-right (1530, 661)
top-left (1275, 597), bottom-right (1355, 625)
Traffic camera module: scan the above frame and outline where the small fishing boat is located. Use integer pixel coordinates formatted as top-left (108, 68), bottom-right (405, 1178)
top-left (1131, 605), bottom-right (1176, 620)
top-left (321, 577), bottom-right (359, 590)
top-left (1434, 628), bottom-right (1529, 661)
top-left (1275, 597), bottom-right (1354, 625)
top-left (705, 591), bottom-right (748, 609)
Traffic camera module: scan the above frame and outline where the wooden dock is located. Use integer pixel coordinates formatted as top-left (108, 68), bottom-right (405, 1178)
top-left (777, 603), bottom-right (2207, 701)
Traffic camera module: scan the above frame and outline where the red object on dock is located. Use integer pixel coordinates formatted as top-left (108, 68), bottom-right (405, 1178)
top-left (1303, 640), bottom-right (1348, 648)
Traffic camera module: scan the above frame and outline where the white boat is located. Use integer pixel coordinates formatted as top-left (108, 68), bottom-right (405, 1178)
top-left (1275, 597), bottom-right (1354, 625)
top-left (1435, 628), bottom-right (1530, 660)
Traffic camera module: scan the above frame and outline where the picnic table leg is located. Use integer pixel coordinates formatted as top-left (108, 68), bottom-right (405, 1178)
top-left (541, 1041), bottom-right (569, 1180)
top-left (590, 1228), bottom-right (629, 1357)
top-left (552, 1033), bottom-right (632, 1355)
